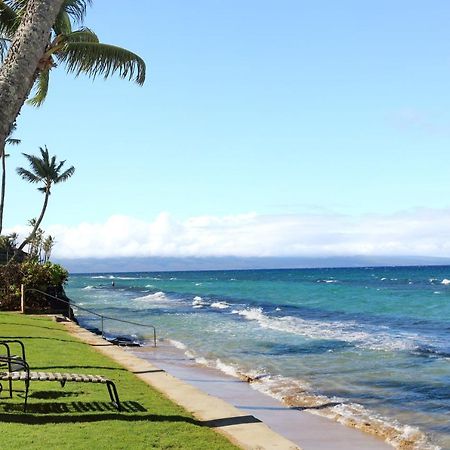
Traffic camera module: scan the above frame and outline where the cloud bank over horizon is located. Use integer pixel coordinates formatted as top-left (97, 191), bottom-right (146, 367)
top-left (8, 208), bottom-right (450, 260)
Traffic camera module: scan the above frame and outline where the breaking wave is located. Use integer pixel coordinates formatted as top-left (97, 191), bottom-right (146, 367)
top-left (233, 307), bottom-right (434, 353)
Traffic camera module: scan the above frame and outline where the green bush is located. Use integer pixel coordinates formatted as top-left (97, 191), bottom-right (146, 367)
top-left (0, 260), bottom-right (69, 311)
top-left (21, 260), bottom-right (68, 289)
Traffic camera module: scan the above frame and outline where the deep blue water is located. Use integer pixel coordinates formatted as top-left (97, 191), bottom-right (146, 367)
top-left (65, 266), bottom-right (450, 449)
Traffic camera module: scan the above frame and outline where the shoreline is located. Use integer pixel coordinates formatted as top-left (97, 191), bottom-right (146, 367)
top-left (61, 318), bottom-right (392, 450)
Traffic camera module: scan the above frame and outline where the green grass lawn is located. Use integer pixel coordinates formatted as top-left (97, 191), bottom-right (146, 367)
top-left (0, 312), bottom-right (239, 450)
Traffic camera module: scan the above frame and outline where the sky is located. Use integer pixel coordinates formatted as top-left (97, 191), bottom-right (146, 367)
top-left (6, 1), bottom-right (450, 262)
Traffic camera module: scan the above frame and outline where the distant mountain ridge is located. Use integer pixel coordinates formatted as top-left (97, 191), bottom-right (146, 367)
top-left (54, 255), bottom-right (450, 274)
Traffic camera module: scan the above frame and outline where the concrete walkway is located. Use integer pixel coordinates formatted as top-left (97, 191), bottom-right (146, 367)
top-left (61, 320), bottom-right (392, 450)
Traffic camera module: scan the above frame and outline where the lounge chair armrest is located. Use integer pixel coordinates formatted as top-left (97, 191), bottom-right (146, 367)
top-left (0, 355), bottom-right (30, 372)
top-left (0, 340), bottom-right (26, 362)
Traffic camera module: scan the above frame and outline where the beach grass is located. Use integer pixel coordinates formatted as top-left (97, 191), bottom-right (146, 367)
top-left (0, 312), bottom-right (238, 450)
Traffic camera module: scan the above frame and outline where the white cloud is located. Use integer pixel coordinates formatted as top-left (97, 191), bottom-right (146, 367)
top-left (7, 208), bottom-right (450, 259)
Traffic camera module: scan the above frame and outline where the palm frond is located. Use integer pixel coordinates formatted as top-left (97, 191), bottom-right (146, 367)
top-left (64, 27), bottom-right (98, 43)
top-left (59, 42), bottom-right (146, 85)
top-left (27, 68), bottom-right (50, 107)
top-left (0, 1), bottom-right (19, 36)
top-left (61, 0), bottom-right (93, 23)
top-left (53, 10), bottom-right (72, 35)
top-left (16, 167), bottom-right (41, 184)
top-left (5, 0), bottom-right (27, 10)
top-left (56, 165), bottom-right (75, 183)
top-left (6, 137), bottom-right (20, 145)
top-left (20, 151), bottom-right (47, 178)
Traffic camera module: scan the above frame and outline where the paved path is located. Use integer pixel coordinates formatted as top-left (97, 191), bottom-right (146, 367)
top-left (61, 320), bottom-right (393, 450)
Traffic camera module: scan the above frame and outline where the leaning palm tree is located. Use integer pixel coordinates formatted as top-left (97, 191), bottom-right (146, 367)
top-left (16, 146), bottom-right (75, 251)
top-left (0, 0), bottom-right (146, 169)
top-left (0, 0), bottom-right (146, 106)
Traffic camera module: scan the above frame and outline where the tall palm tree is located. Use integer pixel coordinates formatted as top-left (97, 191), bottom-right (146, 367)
top-left (0, 0), bottom-right (64, 162)
top-left (16, 146), bottom-right (75, 251)
top-left (0, 0), bottom-right (146, 171)
top-left (1, 0), bottom-right (146, 106)
top-left (0, 123), bottom-right (20, 234)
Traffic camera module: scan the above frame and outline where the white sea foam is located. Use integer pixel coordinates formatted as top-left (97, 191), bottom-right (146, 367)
top-left (235, 308), bottom-right (430, 352)
top-left (244, 372), bottom-right (438, 450)
top-left (167, 339), bottom-right (187, 350)
top-left (134, 291), bottom-right (168, 302)
top-left (441, 279), bottom-right (450, 285)
top-left (210, 301), bottom-right (230, 309)
top-left (317, 279), bottom-right (338, 283)
top-left (82, 286), bottom-right (94, 290)
top-left (192, 296), bottom-right (209, 308)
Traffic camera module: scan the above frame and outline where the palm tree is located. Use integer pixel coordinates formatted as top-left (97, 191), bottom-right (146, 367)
top-left (0, 123), bottom-right (20, 234)
top-left (42, 234), bottom-right (54, 262)
top-left (0, 0), bottom-right (64, 162)
top-left (0, 0), bottom-right (145, 171)
top-left (16, 146), bottom-right (75, 251)
top-left (1, 0), bottom-right (146, 106)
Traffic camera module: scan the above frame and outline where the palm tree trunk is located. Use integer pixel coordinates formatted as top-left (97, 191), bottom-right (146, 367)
top-left (0, 150), bottom-right (6, 235)
top-left (18, 188), bottom-right (50, 252)
top-left (0, 0), bottom-right (65, 155)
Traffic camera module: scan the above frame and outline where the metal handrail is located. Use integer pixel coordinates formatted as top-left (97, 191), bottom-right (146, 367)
top-left (24, 288), bottom-right (157, 347)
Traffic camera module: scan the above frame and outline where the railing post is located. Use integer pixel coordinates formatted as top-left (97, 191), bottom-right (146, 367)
top-left (101, 316), bottom-right (104, 338)
top-left (20, 284), bottom-right (25, 313)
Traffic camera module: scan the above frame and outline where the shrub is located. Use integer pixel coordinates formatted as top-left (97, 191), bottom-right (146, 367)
top-left (0, 260), bottom-right (69, 311)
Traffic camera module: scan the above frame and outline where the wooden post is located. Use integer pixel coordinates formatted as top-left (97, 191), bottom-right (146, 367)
top-left (21, 284), bottom-right (25, 313)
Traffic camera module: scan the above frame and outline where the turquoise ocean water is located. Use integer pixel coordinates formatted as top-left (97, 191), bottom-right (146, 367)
top-left (65, 266), bottom-right (450, 449)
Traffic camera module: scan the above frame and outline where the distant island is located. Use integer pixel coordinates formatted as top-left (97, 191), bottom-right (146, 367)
top-left (54, 255), bottom-right (450, 273)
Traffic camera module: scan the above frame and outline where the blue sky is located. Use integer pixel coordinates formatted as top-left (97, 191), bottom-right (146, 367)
top-left (6, 1), bottom-right (450, 259)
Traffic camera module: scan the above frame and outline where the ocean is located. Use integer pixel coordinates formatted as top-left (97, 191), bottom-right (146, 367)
top-left (65, 266), bottom-right (450, 450)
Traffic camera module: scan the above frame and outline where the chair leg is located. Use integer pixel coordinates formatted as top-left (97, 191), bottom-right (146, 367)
top-left (106, 381), bottom-right (121, 411)
top-left (23, 379), bottom-right (29, 412)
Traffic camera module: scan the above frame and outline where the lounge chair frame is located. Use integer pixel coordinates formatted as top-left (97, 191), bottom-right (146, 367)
top-left (0, 340), bottom-right (27, 398)
top-left (0, 348), bottom-right (121, 412)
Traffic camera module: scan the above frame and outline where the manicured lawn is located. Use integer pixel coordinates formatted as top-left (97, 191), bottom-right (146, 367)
top-left (0, 313), bottom-right (238, 450)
